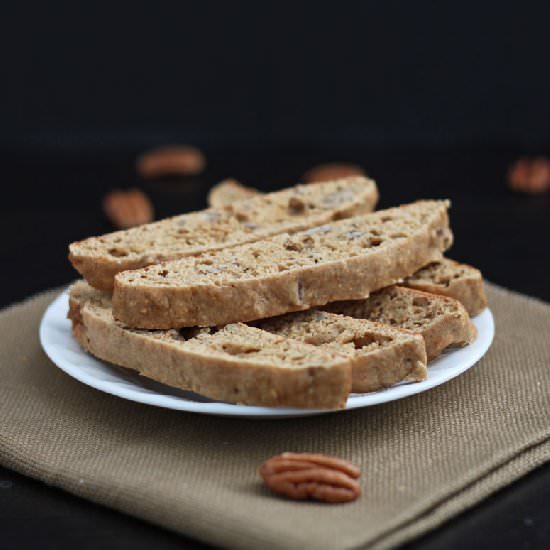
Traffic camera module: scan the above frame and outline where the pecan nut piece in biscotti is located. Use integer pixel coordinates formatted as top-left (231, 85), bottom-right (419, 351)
top-left (260, 452), bottom-right (361, 503)
top-left (112, 200), bottom-right (452, 329)
top-left (69, 177), bottom-right (379, 290)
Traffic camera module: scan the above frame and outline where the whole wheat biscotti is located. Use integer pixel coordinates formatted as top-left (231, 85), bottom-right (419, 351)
top-left (113, 200), bottom-right (453, 329)
top-left (205, 183), bottom-right (488, 318)
top-left (69, 177), bottom-right (378, 290)
top-left (402, 258), bottom-right (487, 316)
top-left (325, 286), bottom-right (476, 361)
top-left (207, 179), bottom-right (260, 208)
top-left (255, 310), bottom-right (427, 393)
top-left (68, 281), bottom-right (352, 409)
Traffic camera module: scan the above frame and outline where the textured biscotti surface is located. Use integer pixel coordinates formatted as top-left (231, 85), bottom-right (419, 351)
top-left (113, 200), bottom-right (453, 329)
top-left (205, 184), bottom-right (486, 318)
top-left (207, 180), bottom-right (259, 209)
top-left (255, 310), bottom-right (427, 393)
top-left (403, 258), bottom-right (487, 316)
top-left (205, 183), bottom-right (486, 318)
top-left (68, 281), bottom-right (352, 409)
top-left (69, 177), bottom-right (378, 290)
top-left (326, 286), bottom-right (476, 361)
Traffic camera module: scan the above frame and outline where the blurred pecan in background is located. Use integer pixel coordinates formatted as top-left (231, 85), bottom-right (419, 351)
top-left (507, 157), bottom-right (550, 194)
top-left (137, 145), bottom-right (206, 178)
top-left (302, 163), bottom-right (365, 183)
top-left (260, 452), bottom-right (361, 503)
top-left (103, 189), bottom-right (154, 229)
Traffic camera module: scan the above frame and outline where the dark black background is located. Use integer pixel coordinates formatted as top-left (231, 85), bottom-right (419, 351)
top-left (1, 1), bottom-right (549, 549)
top-left (3, 1), bottom-right (550, 150)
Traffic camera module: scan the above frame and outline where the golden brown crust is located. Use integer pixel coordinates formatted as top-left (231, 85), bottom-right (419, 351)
top-left (68, 282), bottom-right (352, 409)
top-left (349, 335), bottom-right (427, 392)
top-left (112, 201), bottom-right (452, 329)
top-left (67, 294), bottom-right (84, 339)
top-left (419, 304), bottom-right (477, 360)
top-left (68, 252), bottom-right (148, 291)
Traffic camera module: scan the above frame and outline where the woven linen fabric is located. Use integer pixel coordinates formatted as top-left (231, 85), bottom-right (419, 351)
top-left (0, 283), bottom-right (549, 550)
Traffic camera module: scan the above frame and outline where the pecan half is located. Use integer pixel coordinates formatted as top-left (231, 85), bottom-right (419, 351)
top-left (102, 189), bottom-right (154, 229)
top-left (302, 163), bottom-right (365, 183)
top-left (136, 145), bottom-right (206, 178)
top-left (260, 452), bottom-right (361, 503)
top-left (507, 157), bottom-right (550, 194)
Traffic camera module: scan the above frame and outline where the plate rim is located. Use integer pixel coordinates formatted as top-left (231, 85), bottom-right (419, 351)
top-left (39, 289), bottom-right (495, 418)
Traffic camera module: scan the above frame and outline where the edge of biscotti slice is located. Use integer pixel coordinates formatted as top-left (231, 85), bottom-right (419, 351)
top-left (68, 281), bottom-right (352, 409)
top-left (207, 180), bottom-right (259, 208)
top-left (112, 200), bottom-right (453, 329)
top-left (68, 177), bottom-right (379, 290)
top-left (403, 257), bottom-right (488, 316)
top-left (255, 310), bottom-right (427, 393)
top-left (325, 285), bottom-right (476, 361)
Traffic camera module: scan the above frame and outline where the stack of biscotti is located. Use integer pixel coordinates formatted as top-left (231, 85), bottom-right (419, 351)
top-left (111, 199), bottom-right (452, 327)
top-left (69, 281), bottom-right (353, 409)
top-left (70, 177), bottom-right (379, 289)
top-left (325, 286), bottom-right (476, 361)
top-left (68, 176), bottom-right (484, 410)
top-left (207, 179), bottom-right (488, 317)
top-left (402, 258), bottom-right (487, 316)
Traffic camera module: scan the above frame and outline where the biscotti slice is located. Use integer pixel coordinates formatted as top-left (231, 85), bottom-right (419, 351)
top-left (205, 182), bottom-right (487, 317)
top-left (113, 200), bottom-right (452, 329)
top-left (325, 286), bottom-right (477, 361)
top-left (68, 281), bottom-right (352, 409)
top-left (402, 258), bottom-right (487, 316)
top-left (69, 177), bottom-right (378, 290)
top-left (207, 180), bottom-right (260, 208)
top-left (255, 310), bottom-right (427, 393)
top-left (205, 184), bottom-right (487, 317)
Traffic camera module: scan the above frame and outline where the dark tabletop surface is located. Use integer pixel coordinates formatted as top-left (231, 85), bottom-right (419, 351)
top-left (0, 145), bottom-right (549, 549)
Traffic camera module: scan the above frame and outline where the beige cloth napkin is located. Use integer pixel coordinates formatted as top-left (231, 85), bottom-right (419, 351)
top-left (0, 283), bottom-right (549, 550)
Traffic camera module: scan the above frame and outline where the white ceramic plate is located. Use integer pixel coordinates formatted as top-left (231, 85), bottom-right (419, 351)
top-left (39, 290), bottom-right (494, 419)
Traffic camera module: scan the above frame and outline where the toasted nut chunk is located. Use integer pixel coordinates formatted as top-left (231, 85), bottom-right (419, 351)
top-left (260, 452), bottom-right (361, 503)
top-left (303, 163), bottom-right (364, 183)
top-left (137, 145), bottom-right (206, 178)
top-left (288, 195), bottom-right (307, 213)
top-left (102, 189), bottom-right (154, 229)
